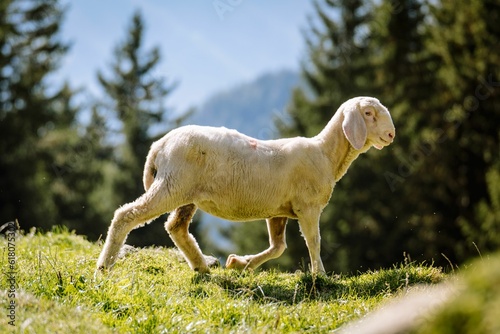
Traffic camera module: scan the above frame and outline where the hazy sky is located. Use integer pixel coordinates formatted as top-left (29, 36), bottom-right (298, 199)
top-left (58, 1), bottom-right (315, 115)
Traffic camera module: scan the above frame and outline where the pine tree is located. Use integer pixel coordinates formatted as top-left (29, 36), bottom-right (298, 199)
top-left (81, 105), bottom-right (116, 236)
top-left (98, 11), bottom-right (174, 203)
top-left (424, 0), bottom-right (500, 260)
top-left (97, 11), bottom-right (178, 246)
top-left (0, 0), bottom-right (81, 231)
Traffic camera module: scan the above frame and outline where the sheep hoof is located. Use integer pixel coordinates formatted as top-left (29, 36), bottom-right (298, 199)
top-left (96, 258), bottom-right (110, 272)
top-left (194, 266), bottom-right (211, 274)
top-left (226, 254), bottom-right (252, 270)
top-left (93, 268), bottom-right (103, 280)
top-left (94, 263), bottom-right (110, 279)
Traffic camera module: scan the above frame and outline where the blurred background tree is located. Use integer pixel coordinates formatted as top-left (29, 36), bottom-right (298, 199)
top-left (425, 0), bottom-right (500, 261)
top-left (0, 0), bottom-right (104, 234)
top-left (97, 11), bottom-right (174, 208)
top-left (95, 11), bottom-right (193, 247)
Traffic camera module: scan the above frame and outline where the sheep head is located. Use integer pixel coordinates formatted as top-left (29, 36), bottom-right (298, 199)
top-left (341, 96), bottom-right (395, 150)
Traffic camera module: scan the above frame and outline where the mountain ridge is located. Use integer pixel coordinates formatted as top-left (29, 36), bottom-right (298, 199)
top-left (188, 69), bottom-right (301, 140)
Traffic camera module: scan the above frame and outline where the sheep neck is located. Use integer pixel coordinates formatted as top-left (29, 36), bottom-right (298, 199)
top-left (315, 114), bottom-right (363, 182)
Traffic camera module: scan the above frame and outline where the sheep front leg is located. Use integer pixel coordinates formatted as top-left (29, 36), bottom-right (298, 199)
top-left (226, 217), bottom-right (288, 270)
top-left (298, 214), bottom-right (326, 274)
top-left (166, 204), bottom-right (211, 273)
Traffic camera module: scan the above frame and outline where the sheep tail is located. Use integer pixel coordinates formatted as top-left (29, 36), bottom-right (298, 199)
top-left (143, 145), bottom-right (158, 191)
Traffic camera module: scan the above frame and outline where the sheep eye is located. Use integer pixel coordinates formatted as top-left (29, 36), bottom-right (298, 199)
top-left (365, 111), bottom-right (372, 117)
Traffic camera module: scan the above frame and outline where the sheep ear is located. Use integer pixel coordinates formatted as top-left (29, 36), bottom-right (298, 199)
top-left (342, 102), bottom-right (367, 150)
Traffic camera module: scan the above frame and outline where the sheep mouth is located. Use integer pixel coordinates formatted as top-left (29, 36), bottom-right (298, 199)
top-left (374, 138), bottom-right (390, 150)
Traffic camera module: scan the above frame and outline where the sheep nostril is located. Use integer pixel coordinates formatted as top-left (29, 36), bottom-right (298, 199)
top-left (387, 131), bottom-right (395, 140)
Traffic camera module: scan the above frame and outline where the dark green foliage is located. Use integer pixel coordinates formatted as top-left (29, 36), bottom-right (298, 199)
top-left (0, 0), bottom-right (102, 233)
top-left (425, 0), bottom-right (500, 261)
top-left (0, 4), bottom-right (181, 244)
top-left (0, 0), bottom-right (61, 227)
top-left (257, 0), bottom-right (500, 273)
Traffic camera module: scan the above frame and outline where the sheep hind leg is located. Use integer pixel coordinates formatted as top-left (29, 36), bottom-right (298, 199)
top-left (166, 204), bottom-right (214, 273)
top-left (226, 217), bottom-right (287, 271)
top-left (97, 189), bottom-right (171, 271)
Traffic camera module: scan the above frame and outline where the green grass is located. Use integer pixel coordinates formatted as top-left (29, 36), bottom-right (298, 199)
top-left (1, 228), bottom-right (444, 333)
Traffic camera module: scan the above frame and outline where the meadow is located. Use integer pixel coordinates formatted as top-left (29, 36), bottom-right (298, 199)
top-left (1, 227), bottom-right (498, 333)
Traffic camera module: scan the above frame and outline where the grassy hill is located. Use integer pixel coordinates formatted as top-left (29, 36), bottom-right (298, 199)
top-left (0, 227), bottom-right (472, 333)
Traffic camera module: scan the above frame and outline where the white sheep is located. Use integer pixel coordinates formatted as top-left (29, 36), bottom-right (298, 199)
top-left (97, 96), bottom-right (395, 274)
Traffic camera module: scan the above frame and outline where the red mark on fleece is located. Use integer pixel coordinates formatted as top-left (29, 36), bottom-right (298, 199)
top-left (248, 139), bottom-right (258, 150)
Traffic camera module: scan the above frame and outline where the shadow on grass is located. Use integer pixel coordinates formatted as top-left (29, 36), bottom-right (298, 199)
top-left (194, 266), bottom-right (443, 305)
